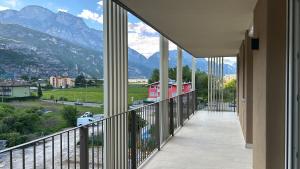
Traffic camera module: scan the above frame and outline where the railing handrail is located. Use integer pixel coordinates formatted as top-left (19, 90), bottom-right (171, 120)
top-left (0, 90), bottom-right (195, 154)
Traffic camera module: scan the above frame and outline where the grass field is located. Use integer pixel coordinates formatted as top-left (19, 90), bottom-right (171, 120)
top-left (42, 85), bottom-right (148, 105)
top-left (8, 100), bottom-right (103, 114)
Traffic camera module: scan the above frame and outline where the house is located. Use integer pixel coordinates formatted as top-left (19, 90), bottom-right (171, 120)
top-left (50, 76), bottom-right (75, 88)
top-left (128, 78), bottom-right (148, 84)
top-left (147, 80), bottom-right (191, 102)
top-left (0, 81), bottom-right (31, 98)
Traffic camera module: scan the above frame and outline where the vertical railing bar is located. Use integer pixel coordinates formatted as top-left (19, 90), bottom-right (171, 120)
top-left (22, 147), bottom-right (25, 169)
top-left (33, 143), bottom-right (36, 169)
top-left (60, 133), bottom-right (62, 169)
top-left (10, 150), bottom-right (13, 169)
top-left (116, 114), bottom-right (119, 169)
top-left (67, 131), bottom-right (70, 169)
top-left (52, 136), bottom-right (54, 169)
top-left (130, 111), bottom-right (137, 169)
top-left (155, 103), bottom-right (160, 151)
top-left (97, 121), bottom-right (100, 169)
top-left (102, 121), bottom-right (104, 169)
top-left (74, 129), bottom-right (76, 169)
top-left (92, 123), bottom-right (95, 169)
top-left (43, 139), bottom-right (46, 169)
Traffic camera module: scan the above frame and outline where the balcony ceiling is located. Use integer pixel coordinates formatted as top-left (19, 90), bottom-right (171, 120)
top-left (116, 0), bottom-right (257, 57)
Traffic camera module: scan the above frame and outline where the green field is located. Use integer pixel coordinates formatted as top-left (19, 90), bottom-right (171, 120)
top-left (8, 100), bottom-right (102, 114)
top-left (42, 85), bottom-right (148, 105)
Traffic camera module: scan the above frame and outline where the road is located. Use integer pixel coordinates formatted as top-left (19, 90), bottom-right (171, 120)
top-left (42, 100), bottom-right (103, 108)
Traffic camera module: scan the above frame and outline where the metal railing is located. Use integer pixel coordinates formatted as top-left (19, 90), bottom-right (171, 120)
top-left (0, 91), bottom-right (197, 169)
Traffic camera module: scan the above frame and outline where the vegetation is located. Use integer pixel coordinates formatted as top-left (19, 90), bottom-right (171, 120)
top-left (148, 66), bottom-right (209, 102)
top-left (42, 85), bottom-right (148, 105)
top-left (0, 99), bottom-right (105, 147)
top-left (62, 106), bottom-right (78, 127)
top-left (223, 79), bottom-right (237, 102)
top-left (0, 103), bottom-right (68, 147)
top-left (75, 74), bottom-right (86, 87)
top-left (38, 83), bottom-right (43, 98)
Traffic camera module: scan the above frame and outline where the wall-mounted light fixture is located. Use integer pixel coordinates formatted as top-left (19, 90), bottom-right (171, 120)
top-left (251, 38), bottom-right (259, 50)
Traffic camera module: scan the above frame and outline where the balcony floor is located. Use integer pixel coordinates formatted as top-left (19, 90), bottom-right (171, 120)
top-left (141, 110), bottom-right (252, 169)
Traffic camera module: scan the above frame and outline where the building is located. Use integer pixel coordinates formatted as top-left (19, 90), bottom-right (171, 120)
top-left (1, 1), bottom-right (297, 169)
top-left (0, 81), bottom-right (30, 98)
top-left (223, 74), bottom-right (236, 84)
top-left (147, 80), bottom-right (191, 102)
top-left (49, 76), bottom-right (75, 88)
top-left (128, 78), bottom-right (148, 84)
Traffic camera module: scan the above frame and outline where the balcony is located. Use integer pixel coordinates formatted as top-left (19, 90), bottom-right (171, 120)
top-left (141, 111), bottom-right (252, 169)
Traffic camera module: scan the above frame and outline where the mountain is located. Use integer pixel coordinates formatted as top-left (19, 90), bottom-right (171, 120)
top-left (0, 5), bottom-right (102, 51)
top-left (147, 50), bottom-right (237, 75)
top-left (0, 23), bottom-right (102, 78)
top-left (0, 5), bottom-right (235, 79)
top-left (0, 6), bottom-right (150, 78)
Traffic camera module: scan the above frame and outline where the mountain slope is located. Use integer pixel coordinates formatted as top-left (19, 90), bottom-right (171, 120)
top-left (147, 50), bottom-right (236, 75)
top-left (0, 23), bottom-right (103, 78)
top-left (0, 6), bottom-right (151, 78)
top-left (0, 5), bottom-right (102, 51)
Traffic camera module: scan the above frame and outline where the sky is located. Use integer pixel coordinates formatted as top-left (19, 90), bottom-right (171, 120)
top-left (0, 0), bottom-right (236, 65)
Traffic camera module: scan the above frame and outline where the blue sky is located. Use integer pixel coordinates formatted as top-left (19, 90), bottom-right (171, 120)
top-left (0, 0), bottom-right (236, 64)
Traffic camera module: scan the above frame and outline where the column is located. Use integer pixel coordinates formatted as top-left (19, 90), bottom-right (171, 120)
top-left (177, 47), bottom-right (183, 126)
top-left (177, 47), bottom-right (183, 95)
top-left (192, 56), bottom-right (196, 91)
top-left (159, 35), bottom-right (169, 142)
top-left (103, 0), bottom-right (128, 168)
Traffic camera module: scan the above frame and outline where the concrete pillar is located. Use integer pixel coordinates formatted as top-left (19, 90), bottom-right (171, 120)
top-left (159, 35), bottom-right (169, 142)
top-left (177, 47), bottom-right (183, 95)
top-left (177, 47), bottom-right (183, 126)
top-left (252, 0), bottom-right (286, 168)
top-left (103, 0), bottom-right (128, 168)
top-left (192, 57), bottom-right (196, 91)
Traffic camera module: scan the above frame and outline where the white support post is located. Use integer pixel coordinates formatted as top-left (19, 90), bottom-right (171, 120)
top-left (103, 0), bottom-right (128, 168)
top-left (177, 47), bottom-right (183, 95)
top-left (177, 47), bottom-right (183, 126)
top-left (192, 56), bottom-right (196, 91)
top-left (159, 35), bottom-right (169, 142)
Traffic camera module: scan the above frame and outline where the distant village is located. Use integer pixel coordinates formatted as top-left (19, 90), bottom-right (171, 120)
top-left (0, 73), bottom-right (150, 100)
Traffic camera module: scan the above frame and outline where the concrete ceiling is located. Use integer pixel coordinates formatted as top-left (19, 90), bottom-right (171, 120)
top-left (116, 0), bottom-right (257, 57)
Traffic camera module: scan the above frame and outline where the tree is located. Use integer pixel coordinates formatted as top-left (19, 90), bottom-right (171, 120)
top-left (224, 79), bottom-right (236, 102)
top-left (75, 74), bottom-right (86, 87)
top-left (62, 106), bottom-right (78, 127)
top-left (148, 69), bottom-right (159, 84)
top-left (37, 83), bottom-right (43, 98)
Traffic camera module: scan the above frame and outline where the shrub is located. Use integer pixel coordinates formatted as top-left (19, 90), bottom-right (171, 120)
top-left (88, 133), bottom-right (103, 146)
top-left (62, 106), bottom-right (78, 127)
top-left (0, 132), bottom-right (27, 147)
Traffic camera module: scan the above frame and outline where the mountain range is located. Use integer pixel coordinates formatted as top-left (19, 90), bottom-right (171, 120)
top-left (0, 5), bottom-right (236, 79)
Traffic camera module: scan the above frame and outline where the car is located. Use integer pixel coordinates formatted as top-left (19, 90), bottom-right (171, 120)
top-left (74, 101), bottom-right (83, 106)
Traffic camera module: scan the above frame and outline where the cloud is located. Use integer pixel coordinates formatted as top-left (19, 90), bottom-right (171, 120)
top-left (128, 22), bottom-right (156, 35)
top-left (5, 0), bottom-right (17, 7)
top-left (128, 22), bottom-right (177, 58)
top-left (0, 5), bottom-right (9, 11)
top-left (57, 8), bottom-right (68, 13)
top-left (97, 0), bottom-right (103, 7)
top-left (224, 57), bottom-right (236, 66)
top-left (78, 9), bottom-right (103, 24)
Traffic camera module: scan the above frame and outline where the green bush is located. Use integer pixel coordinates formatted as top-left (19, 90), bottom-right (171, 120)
top-left (50, 95), bottom-right (55, 100)
top-left (59, 97), bottom-right (68, 101)
top-left (88, 134), bottom-right (103, 146)
top-left (0, 132), bottom-right (27, 147)
top-left (62, 106), bottom-right (78, 127)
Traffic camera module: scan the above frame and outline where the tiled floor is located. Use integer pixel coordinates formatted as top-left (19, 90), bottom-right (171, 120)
top-left (141, 111), bottom-right (252, 169)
